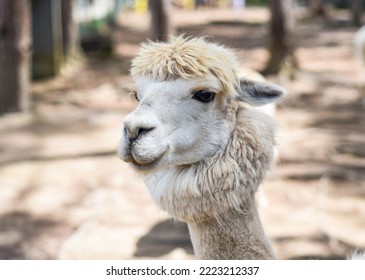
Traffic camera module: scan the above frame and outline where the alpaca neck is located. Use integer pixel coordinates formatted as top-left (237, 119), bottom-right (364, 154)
top-left (187, 199), bottom-right (275, 260)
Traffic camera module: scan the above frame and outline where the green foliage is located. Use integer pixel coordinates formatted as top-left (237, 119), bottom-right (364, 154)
top-left (246, 0), bottom-right (267, 6)
top-left (78, 17), bottom-right (110, 39)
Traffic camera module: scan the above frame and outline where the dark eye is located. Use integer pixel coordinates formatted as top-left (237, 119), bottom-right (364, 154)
top-left (133, 91), bottom-right (140, 102)
top-left (193, 89), bottom-right (215, 103)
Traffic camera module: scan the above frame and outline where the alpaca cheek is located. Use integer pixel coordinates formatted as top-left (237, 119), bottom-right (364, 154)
top-left (168, 126), bottom-right (220, 163)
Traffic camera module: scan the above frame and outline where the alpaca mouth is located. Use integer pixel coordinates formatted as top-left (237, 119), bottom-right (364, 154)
top-left (128, 147), bottom-right (168, 171)
top-left (118, 135), bottom-right (168, 171)
top-left (129, 154), bottom-right (164, 171)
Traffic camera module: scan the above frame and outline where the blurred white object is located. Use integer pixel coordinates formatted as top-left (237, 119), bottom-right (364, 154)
top-left (354, 25), bottom-right (365, 66)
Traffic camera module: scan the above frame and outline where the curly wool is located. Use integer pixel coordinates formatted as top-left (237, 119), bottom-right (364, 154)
top-left (144, 100), bottom-right (277, 223)
top-left (130, 36), bottom-right (240, 98)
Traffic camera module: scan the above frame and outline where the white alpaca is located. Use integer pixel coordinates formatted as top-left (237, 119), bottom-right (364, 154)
top-left (118, 36), bottom-right (285, 259)
top-left (354, 25), bottom-right (365, 67)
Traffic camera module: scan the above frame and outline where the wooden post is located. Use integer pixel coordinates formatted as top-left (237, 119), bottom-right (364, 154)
top-left (0, 0), bottom-right (32, 114)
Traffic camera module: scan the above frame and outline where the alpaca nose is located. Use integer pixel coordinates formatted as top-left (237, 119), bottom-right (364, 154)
top-left (124, 121), bottom-right (155, 141)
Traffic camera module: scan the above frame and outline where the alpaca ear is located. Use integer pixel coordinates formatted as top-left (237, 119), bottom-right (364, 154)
top-left (237, 79), bottom-right (285, 106)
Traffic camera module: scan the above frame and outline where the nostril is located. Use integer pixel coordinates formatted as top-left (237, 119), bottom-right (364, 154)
top-left (125, 125), bottom-right (155, 141)
top-left (137, 127), bottom-right (154, 138)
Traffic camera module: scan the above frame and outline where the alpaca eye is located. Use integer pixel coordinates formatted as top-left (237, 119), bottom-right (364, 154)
top-left (130, 90), bottom-right (140, 102)
top-left (193, 90), bottom-right (215, 103)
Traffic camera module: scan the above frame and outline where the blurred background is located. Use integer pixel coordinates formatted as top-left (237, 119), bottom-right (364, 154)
top-left (0, 0), bottom-right (365, 260)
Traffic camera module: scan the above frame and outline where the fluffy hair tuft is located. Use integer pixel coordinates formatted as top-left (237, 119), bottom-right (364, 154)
top-left (131, 36), bottom-right (240, 97)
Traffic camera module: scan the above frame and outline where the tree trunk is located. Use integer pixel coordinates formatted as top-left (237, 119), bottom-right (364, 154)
top-left (149, 0), bottom-right (174, 42)
top-left (31, 0), bottom-right (63, 79)
top-left (61, 0), bottom-right (77, 60)
top-left (0, 0), bottom-right (32, 114)
top-left (263, 0), bottom-right (298, 76)
top-left (350, 0), bottom-right (363, 27)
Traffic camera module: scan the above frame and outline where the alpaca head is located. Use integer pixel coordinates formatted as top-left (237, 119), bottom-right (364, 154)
top-left (118, 36), bottom-right (284, 175)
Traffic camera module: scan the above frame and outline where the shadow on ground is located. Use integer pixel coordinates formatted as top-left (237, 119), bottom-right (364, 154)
top-left (134, 219), bottom-right (194, 258)
top-left (0, 211), bottom-right (62, 259)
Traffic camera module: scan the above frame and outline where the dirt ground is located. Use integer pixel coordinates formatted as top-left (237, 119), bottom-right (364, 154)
top-left (0, 7), bottom-right (364, 260)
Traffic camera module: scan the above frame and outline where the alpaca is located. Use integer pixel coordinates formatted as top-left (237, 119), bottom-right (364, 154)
top-left (354, 25), bottom-right (365, 67)
top-left (118, 36), bottom-right (285, 259)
